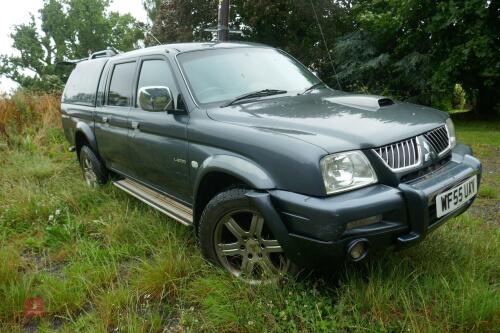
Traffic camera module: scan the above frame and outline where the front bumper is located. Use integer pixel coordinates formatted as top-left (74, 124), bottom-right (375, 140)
top-left (247, 144), bottom-right (482, 269)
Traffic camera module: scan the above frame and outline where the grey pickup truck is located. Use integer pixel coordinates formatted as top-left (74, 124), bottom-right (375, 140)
top-left (61, 42), bottom-right (481, 283)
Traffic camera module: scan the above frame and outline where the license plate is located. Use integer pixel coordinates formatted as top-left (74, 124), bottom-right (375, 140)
top-left (436, 176), bottom-right (477, 218)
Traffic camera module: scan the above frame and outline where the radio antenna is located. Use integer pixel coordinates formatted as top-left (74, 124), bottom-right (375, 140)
top-left (143, 27), bottom-right (161, 46)
top-left (148, 31), bottom-right (161, 46)
top-left (309, 0), bottom-right (342, 90)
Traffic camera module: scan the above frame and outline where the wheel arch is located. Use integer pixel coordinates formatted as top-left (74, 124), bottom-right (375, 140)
top-left (74, 122), bottom-right (97, 157)
top-left (193, 155), bottom-right (276, 228)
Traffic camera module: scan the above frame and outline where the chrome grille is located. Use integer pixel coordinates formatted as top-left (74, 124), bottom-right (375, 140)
top-left (373, 137), bottom-right (420, 171)
top-left (424, 125), bottom-right (450, 155)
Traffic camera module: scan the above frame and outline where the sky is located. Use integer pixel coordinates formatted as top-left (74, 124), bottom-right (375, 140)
top-left (0, 0), bottom-right (148, 93)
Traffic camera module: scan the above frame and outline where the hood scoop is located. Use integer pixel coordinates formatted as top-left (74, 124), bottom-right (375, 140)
top-left (325, 94), bottom-right (394, 111)
top-left (377, 98), bottom-right (394, 107)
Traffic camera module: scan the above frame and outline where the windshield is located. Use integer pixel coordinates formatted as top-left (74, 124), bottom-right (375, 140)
top-left (177, 47), bottom-right (320, 104)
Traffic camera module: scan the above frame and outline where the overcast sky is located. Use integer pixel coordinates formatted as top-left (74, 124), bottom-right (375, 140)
top-left (0, 0), bottom-right (148, 93)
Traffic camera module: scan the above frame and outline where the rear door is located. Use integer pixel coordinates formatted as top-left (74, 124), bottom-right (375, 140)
top-left (126, 55), bottom-right (191, 203)
top-left (94, 59), bottom-right (137, 174)
top-left (61, 58), bottom-right (107, 147)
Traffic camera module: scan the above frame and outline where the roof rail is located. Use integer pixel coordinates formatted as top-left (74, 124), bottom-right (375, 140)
top-left (89, 48), bottom-right (119, 60)
top-left (57, 58), bottom-right (87, 66)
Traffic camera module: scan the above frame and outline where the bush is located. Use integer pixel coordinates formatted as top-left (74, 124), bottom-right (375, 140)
top-left (0, 91), bottom-right (61, 148)
top-left (452, 83), bottom-right (467, 110)
top-left (431, 94), bottom-right (453, 111)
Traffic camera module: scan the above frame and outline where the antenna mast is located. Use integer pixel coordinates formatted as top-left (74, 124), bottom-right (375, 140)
top-left (309, 0), bottom-right (342, 90)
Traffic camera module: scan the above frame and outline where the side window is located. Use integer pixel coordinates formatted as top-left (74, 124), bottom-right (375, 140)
top-left (107, 62), bottom-right (136, 107)
top-left (62, 58), bottom-right (107, 106)
top-left (136, 59), bottom-right (179, 109)
top-left (96, 62), bottom-right (110, 107)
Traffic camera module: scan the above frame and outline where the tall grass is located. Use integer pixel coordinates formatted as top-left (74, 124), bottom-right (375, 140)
top-left (0, 92), bottom-right (498, 332)
top-left (0, 91), bottom-right (61, 148)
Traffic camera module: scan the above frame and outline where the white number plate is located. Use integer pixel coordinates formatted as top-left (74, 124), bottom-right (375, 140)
top-left (436, 176), bottom-right (477, 218)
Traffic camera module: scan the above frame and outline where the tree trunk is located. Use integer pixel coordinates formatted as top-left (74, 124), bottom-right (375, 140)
top-left (476, 85), bottom-right (499, 119)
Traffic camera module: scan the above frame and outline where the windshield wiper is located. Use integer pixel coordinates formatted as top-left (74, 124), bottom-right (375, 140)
top-left (299, 82), bottom-right (326, 95)
top-left (223, 89), bottom-right (287, 107)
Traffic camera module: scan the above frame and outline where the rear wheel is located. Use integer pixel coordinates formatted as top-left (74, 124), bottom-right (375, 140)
top-left (198, 188), bottom-right (291, 284)
top-left (79, 145), bottom-right (108, 187)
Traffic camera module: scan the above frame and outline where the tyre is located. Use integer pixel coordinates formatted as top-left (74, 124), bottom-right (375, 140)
top-left (79, 145), bottom-right (109, 187)
top-left (198, 188), bottom-right (292, 283)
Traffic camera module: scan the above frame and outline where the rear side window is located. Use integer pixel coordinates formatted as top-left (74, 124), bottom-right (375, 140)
top-left (107, 62), bottom-right (136, 107)
top-left (62, 58), bottom-right (107, 106)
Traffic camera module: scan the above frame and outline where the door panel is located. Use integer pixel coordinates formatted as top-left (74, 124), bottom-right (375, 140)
top-left (94, 60), bottom-right (137, 173)
top-left (94, 107), bottom-right (130, 170)
top-left (127, 111), bottom-right (190, 203)
top-left (127, 57), bottom-right (191, 203)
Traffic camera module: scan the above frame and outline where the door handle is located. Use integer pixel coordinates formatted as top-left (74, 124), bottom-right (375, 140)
top-left (131, 121), bottom-right (140, 130)
top-left (102, 116), bottom-right (108, 123)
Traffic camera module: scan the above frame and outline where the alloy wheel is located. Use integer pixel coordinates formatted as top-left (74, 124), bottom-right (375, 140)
top-left (213, 209), bottom-right (289, 284)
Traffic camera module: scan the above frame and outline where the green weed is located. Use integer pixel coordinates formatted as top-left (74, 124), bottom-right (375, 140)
top-left (0, 94), bottom-right (498, 332)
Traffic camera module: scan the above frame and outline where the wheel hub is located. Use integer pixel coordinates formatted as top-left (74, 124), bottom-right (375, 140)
top-left (245, 239), bottom-right (260, 254)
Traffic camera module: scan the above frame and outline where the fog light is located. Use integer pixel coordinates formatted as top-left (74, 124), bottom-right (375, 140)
top-left (347, 239), bottom-right (368, 262)
top-left (345, 215), bottom-right (382, 230)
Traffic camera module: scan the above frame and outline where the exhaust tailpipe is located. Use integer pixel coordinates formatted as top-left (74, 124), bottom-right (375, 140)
top-left (347, 239), bottom-right (369, 262)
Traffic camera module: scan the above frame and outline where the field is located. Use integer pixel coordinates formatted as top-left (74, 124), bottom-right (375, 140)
top-left (0, 93), bottom-right (499, 332)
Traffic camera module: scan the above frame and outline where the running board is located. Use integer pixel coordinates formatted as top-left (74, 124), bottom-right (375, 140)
top-left (113, 178), bottom-right (193, 226)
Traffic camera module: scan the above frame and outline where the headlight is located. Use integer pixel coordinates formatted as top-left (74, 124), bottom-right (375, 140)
top-left (320, 151), bottom-right (377, 195)
top-left (445, 118), bottom-right (456, 148)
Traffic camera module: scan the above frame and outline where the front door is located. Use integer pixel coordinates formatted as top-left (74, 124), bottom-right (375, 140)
top-left (127, 56), bottom-right (191, 203)
top-left (94, 60), bottom-right (137, 174)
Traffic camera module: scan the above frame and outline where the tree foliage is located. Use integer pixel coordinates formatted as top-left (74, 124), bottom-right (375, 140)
top-left (232, 0), bottom-right (352, 87)
top-left (143, 0), bottom-right (164, 23)
top-left (0, 0), bottom-right (144, 92)
top-left (149, 0), bottom-right (352, 87)
top-left (2, 0), bottom-right (498, 116)
top-left (148, 0), bottom-right (217, 44)
top-left (335, 0), bottom-right (499, 115)
top-left (149, 0), bottom-right (498, 116)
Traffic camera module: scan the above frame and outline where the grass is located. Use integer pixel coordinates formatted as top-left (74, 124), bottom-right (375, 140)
top-left (0, 92), bottom-right (499, 332)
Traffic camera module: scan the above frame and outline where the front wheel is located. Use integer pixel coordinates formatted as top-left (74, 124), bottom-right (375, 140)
top-left (198, 188), bottom-right (292, 284)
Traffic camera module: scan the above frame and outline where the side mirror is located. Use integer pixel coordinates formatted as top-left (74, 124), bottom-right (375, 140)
top-left (138, 86), bottom-right (174, 112)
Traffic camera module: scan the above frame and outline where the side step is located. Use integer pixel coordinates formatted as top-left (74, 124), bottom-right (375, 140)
top-left (113, 178), bottom-right (193, 226)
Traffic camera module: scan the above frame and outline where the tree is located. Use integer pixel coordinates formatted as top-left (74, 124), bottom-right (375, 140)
top-left (428, 0), bottom-right (499, 116)
top-left (143, 0), bottom-right (164, 23)
top-left (334, 0), bottom-right (499, 116)
top-left (150, 0), bottom-right (353, 86)
top-left (148, 0), bottom-right (217, 45)
top-left (149, 0), bottom-right (500, 117)
top-left (232, 0), bottom-right (352, 86)
top-left (0, 0), bottom-right (144, 92)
